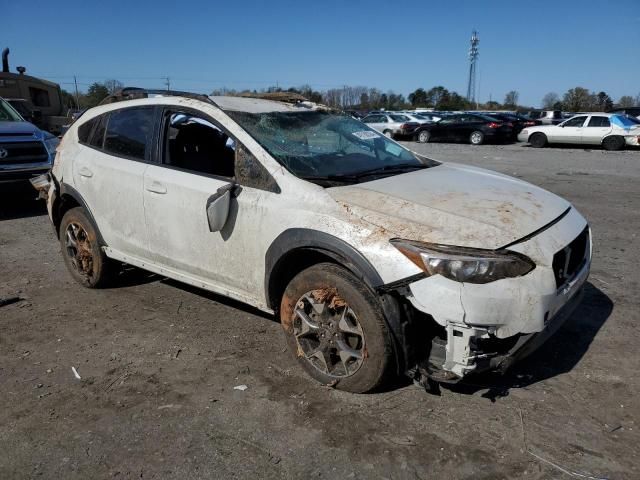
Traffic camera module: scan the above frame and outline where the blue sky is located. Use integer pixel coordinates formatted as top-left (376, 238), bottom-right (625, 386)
top-left (4, 0), bottom-right (639, 106)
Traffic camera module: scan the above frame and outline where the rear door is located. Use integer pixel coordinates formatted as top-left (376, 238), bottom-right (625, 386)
top-left (362, 115), bottom-right (385, 133)
top-left (583, 115), bottom-right (612, 145)
top-left (72, 107), bottom-right (156, 259)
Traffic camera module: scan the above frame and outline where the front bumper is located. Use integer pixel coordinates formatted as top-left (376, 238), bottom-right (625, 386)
top-left (404, 207), bottom-right (591, 380)
top-left (0, 162), bottom-right (51, 183)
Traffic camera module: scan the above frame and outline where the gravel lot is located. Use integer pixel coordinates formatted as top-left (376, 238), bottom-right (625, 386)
top-left (1, 142), bottom-right (638, 479)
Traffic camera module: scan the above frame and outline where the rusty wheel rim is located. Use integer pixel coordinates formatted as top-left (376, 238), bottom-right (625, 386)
top-left (292, 289), bottom-right (365, 378)
top-left (64, 222), bottom-right (94, 280)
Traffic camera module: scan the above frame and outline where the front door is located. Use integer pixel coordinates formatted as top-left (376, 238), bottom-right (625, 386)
top-left (556, 115), bottom-right (587, 143)
top-left (142, 109), bottom-right (279, 303)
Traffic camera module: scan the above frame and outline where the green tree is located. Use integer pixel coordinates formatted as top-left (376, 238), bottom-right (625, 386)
top-left (426, 86), bottom-right (449, 107)
top-left (408, 88), bottom-right (428, 107)
top-left (595, 91), bottom-right (613, 112)
top-left (563, 87), bottom-right (594, 111)
top-left (84, 82), bottom-right (109, 108)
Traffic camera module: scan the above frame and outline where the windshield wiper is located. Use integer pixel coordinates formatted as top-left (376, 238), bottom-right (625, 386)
top-left (349, 163), bottom-right (427, 179)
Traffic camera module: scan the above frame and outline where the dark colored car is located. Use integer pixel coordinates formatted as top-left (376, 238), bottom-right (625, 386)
top-left (0, 97), bottom-right (58, 184)
top-left (483, 112), bottom-right (541, 138)
top-left (414, 113), bottom-right (513, 145)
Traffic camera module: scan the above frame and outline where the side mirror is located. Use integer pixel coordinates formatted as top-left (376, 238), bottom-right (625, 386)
top-left (206, 183), bottom-right (238, 232)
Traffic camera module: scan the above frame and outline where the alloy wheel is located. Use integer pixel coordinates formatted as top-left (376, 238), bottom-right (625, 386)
top-left (292, 289), bottom-right (366, 378)
top-left (64, 222), bottom-right (95, 280)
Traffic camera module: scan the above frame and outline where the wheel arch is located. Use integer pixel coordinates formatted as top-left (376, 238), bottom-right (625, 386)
top-left (53, 182), bottom-right (106, 246)
top-left (264, 229), bottom-right (383, 312)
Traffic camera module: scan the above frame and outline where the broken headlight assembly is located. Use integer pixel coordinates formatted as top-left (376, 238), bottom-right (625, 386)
top-left (390, 239), bottom-right (535, 284)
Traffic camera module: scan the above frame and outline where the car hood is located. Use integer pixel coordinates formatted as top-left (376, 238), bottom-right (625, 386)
top-left (0, 120), bottom-right (41, 136)
top-left (328, 163), bottom-right (570, 249)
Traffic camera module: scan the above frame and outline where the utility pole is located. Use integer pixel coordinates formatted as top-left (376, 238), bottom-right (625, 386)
top-left (164, 76), bottom-right (170, 91)
top-left (73, 75), bottom-right (80, 110)
top-left (466, 31), bottom-right (479, 104)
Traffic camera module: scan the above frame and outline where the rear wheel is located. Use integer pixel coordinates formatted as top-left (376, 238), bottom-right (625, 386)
top-left (279, 263), bottom-right (395, 393)
top-left (417, 130), bottom-right (431, 143)
top-left (529, 132), bottom-right (547, 148)
top-left (383, 130), bottom-right (393, 139)
top-left (469, 130), bottom-right (484, 145)
top-left (602, 135), bottom-right (624, 151)
top-left (59, 207), bottom-right (114, 288)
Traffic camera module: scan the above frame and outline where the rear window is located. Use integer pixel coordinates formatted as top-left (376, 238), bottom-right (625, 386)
top-left (103, 107), bottom-right (155, 160)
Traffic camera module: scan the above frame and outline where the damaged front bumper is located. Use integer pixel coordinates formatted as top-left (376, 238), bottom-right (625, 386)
top-left (395, 208), bottom-right (591, 383)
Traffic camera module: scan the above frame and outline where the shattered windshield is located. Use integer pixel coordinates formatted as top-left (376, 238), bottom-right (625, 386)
top-left (227, 110), bottom-right (437, 186)
top-left (0, 98), bottom-right (24, 122)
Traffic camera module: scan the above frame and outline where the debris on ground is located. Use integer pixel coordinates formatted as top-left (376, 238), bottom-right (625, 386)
top-left (233, 385), bottom-right (248, 391)
top-left (71, 367), bottom-right (81, 380)
top-left (0, 296), bottom-right (22, 308)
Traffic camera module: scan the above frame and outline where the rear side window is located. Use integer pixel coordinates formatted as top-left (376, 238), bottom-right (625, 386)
top-left (587, 116), bottom-right (611, 127)
top-left (103, 107), bottom-right (155, 160)
top-left (77, 118), bottom-right (97, 144)
top-left (90, 114), bottom-right (108, 148)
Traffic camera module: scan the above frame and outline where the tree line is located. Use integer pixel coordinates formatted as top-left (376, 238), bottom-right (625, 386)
top-left (62, 79), bottom-right (640, 113)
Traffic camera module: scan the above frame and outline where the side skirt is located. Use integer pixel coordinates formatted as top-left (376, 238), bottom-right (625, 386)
top-left (103, 247), bottom-right (272, 314)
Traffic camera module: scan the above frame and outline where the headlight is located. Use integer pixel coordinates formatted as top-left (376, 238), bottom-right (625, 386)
top-left (43, 135), bottom-right (60, 156)
top-left (390, 239), bottom-right (535, 284)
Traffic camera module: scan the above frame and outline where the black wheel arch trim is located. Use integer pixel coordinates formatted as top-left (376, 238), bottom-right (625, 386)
top-left (57, 182), bottom-right (107, 246)
top-left (265, 228), bottom-right (412, 373)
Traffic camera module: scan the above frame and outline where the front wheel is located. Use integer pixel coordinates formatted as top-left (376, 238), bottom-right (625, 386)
top-left (417, 130), bottom-right (431, 143)
top-left (383, 130), bottom-right (393, 139)
top-left (279, 263), bottom-right (395, 393)
top-left (529, 132), bottom-right (547, 148)
top-left (469, 130), bottom-right (484, 145)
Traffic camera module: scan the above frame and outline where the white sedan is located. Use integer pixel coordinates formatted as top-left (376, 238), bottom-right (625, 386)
top-left (518, 113), bottom-right (640, 150)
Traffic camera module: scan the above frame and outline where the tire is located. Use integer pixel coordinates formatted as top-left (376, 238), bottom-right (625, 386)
top-left (383, 130), bottom-right (393, 139)
top-left (279, 263), bottom-right (395, 393)
top-left (529, 132), bottom-right (547, 148)
top-left (602, 136), bottom-right (624, 151)
top-left (417, 130), bottom-right (431, 143)
top-left (59, 207), bottom-right (114, 288)
top-left (469, 130), bottom-right (484, 145)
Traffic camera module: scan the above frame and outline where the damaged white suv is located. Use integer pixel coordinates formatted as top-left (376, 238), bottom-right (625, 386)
top-left (33, 89), bottom-right (591, 393)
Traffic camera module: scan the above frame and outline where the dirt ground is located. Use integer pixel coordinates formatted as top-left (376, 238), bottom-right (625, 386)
top-left (1, 142), bottom-right (638, 479)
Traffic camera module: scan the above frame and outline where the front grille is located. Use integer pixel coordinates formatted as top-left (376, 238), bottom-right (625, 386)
top-left (552, 226), bottom-right (589, 288)
top-left (0, 141), bottom-right (48, 165)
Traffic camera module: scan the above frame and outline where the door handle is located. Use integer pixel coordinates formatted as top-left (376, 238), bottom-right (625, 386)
top-left (78, 166), bottom-right (93, 178)
top-left (146, 181), bottom-right (167, 194)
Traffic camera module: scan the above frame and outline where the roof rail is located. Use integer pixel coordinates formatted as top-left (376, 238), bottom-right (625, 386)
top-left (99, 87), bottom-right (216, 106)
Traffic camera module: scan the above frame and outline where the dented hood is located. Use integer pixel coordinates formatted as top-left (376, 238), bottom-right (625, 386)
top-left (328, 163), bottom-right (570, 249)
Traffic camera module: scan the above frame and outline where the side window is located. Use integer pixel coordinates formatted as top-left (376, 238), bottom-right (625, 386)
top-left (29, 87), bottom-right (51, 107)
top-left (164, 112), bottom-right (235, 178)
top-left (89, 114), bottom-right (108, 149)
top-left (77, 117), bottom-right (98, 144)
top-left (563, 116), bottom-right (587, 127)
top-left (103, 107), bottom-right (155, 160)
top-left (587, 116), bottom-right (610, 127)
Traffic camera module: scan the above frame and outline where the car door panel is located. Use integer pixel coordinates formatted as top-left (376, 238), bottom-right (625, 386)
top-left (583, 116), bottom-right (612, 145)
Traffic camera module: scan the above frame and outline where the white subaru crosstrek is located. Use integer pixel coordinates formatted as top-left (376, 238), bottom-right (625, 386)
top-left (32, 89), bottom-right (591, 393)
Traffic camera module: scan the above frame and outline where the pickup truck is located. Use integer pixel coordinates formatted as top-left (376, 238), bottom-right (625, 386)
top-left (0, 96), bottom-right (58, 184)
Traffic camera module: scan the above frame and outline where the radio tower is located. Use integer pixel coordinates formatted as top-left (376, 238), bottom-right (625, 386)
top-left (466, 31), bottom-right (479, 103)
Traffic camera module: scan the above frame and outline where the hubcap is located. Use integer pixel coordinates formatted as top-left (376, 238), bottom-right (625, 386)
top-left (65, 222), bottom-right (94, 279)
top-left (420, 131), bottom-right (429, 142)
top-left (471, 132), bottom-right (482, 144)
top-left (292, 289), bottom-right (365, 378)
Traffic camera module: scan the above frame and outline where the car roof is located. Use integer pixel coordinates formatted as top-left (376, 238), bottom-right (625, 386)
top-left (211, 95), bottom-right (316, 113)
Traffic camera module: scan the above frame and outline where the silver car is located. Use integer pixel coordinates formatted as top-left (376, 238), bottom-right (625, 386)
top-left (361, 113), bottom-right (419, 139)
